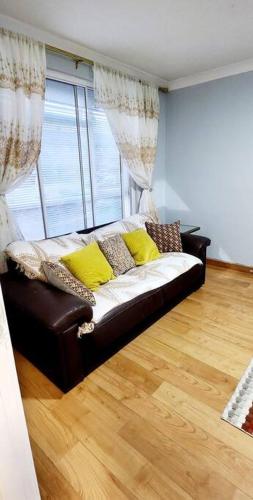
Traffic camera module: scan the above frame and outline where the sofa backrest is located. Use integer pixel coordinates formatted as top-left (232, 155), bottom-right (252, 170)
top-left (5, 212), bottom-right (157, 282)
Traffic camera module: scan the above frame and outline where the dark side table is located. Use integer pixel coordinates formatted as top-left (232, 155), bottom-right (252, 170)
top-left (180, 224), bottom-right (200, 234)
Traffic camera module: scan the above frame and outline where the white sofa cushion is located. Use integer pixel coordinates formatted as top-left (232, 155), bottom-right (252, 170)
top-left (5, 233), bottom-right (84, 281)
top-left (92, 252), bottom-right (202, 323)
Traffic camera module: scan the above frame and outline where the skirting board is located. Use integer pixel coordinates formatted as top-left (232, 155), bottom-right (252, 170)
top-left (207, 258), bottom-right (253, 274)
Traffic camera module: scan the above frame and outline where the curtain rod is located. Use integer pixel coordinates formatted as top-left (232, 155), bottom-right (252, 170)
top-left (46, 44), bottom-right (169, 93)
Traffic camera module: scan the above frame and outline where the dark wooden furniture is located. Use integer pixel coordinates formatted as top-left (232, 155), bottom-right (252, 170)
top-left (180, 224), bottom-right (200, 234)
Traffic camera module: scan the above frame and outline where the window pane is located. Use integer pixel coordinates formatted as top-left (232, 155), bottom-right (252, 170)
top-left (39, 79), bottom-right (84, 237)
top-left (6, 169), bottom-right (45, 240)
top-left (7, 79), bottom-right (129, 242)
top-left (86, 88), bottom-right (122, 226)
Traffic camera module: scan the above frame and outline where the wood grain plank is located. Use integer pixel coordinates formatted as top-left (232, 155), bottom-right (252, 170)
top-left (15, 266), bottom-right (253, 499)
top-left (120, 418), bottom-right (236, 500)
top-left (58, 442), bottom-right (130, 499)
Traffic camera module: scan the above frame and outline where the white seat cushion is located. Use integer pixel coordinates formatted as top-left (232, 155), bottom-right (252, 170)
top-left (92, 252), bottom-right (202, 323)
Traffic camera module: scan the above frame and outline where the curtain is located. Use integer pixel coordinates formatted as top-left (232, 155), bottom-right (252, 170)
top-left (94, 64), bottom-right (159, 216)
top-left (0, 28), bottom-right (46, 272)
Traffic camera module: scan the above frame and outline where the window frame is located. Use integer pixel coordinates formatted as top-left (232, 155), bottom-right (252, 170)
top-left (8, 70), bottom-right (132, 241)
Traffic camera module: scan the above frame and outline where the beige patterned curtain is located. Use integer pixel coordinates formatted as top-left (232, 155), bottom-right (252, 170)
top-left (0, 29), bottom-right (46, 272)
top-left (94, 64), bottom-right (159, 216)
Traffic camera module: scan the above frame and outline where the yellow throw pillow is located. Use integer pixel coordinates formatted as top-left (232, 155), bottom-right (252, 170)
top-left (60, 242), bottom-right (114, 291)
top-left (122, 229), bottom-right (160, 266)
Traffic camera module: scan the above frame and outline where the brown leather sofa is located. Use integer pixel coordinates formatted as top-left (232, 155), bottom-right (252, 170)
top-left (1, 229), bottom-right (210, 392)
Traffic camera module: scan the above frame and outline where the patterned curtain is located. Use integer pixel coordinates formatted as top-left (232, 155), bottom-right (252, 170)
top-left (0, 29), bottom-right (46, 272)
top-left (94, 64), bottom-right (159, 216)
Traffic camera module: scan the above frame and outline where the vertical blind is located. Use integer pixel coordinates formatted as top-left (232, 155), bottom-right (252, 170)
top-left (7, 78), bottom-right (129, 240)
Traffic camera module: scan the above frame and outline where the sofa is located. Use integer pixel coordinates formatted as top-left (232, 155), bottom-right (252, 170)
top-left (1, 214), bottom-right (210, 392)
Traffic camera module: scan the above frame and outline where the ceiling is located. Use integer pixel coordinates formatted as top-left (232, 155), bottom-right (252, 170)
top-left (1, 0), bottom-right (253, 83)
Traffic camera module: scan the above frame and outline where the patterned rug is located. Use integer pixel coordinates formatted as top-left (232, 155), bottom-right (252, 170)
top-left (222, 358), bottom-right (253, 436)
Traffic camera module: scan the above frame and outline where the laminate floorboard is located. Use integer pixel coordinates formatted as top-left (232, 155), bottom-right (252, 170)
top-left (15, 265), bottom-right (253, 499)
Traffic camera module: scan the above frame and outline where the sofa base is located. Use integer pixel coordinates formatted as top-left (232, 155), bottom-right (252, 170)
top-left (5, 264), bottom-right (203, 392)
top-left (81, 263), bottom-right (204, 378)
top-left (6, 319), bottom-right (85, 392)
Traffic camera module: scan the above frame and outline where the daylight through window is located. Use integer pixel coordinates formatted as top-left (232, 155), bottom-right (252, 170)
top-left (7, 78), bottom-right (130, 240)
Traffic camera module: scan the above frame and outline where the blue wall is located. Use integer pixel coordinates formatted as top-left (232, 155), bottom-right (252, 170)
top-left (47, 52), bottom-right (253, 265)
top-left (165, 72), bottom-right (253, 266)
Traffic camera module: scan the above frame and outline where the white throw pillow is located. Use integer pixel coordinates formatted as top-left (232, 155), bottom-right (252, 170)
top-left (5, 232), bottom-right (84, 281)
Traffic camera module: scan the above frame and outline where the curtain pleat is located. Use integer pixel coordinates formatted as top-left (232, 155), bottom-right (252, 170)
top-left (0, 28), bottom-right (46, 272)
top-left (94, 64), bottom-right (159, 217)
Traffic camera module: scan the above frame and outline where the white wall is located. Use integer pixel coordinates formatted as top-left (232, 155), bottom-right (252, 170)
top-left (0, 286), bottom-right (40, 499)
top-left (165, 71), bottom-right (253, 266)
top-left (0, 13), bottom-right (168, 88)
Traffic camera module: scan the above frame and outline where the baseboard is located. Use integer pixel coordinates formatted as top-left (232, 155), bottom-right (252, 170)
top-left (207, 258), bottom-right (253, 274)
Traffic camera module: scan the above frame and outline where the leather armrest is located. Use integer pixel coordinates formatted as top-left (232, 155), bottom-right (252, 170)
top-left (181, 233), bottom-right (211, 262)
top-left (1, 272), bottom-right (93, 335)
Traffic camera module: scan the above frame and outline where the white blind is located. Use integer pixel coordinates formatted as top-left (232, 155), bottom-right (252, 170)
top-left (6, 169), bottom-right (45, 240)
top-left (7, 78), bottom-right (128, 240)
top-left (39, 79), bottom-right (84, 237)
top-left (85, 88), bottom-right (122, 226)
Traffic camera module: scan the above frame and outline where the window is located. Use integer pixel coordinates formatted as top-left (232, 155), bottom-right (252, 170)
top-left (7, 78), bottom-right (130, 240)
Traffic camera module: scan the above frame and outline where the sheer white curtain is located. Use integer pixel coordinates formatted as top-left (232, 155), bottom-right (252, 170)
top-left (0, 29), bottom-right (46, 272)
top-left (94, 64), bottom-right (159, 216)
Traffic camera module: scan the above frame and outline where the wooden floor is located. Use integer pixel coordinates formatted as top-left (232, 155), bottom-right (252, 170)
top-left (15, 265), bottom-right (253, 499)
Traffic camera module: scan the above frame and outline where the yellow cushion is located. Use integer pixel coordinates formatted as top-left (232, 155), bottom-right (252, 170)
top-left (122, 229), bottom-right (160, 266)
top-left (60, 242), bottom-right (114, 291)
